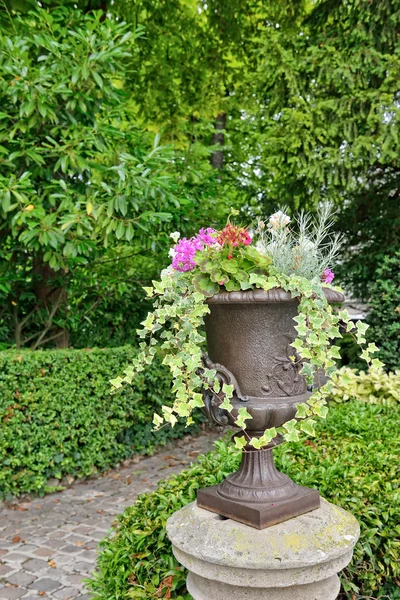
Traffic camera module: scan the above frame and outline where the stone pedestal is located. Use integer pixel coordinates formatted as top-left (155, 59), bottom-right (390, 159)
top-left (166, 498), bottom-right (360, 600)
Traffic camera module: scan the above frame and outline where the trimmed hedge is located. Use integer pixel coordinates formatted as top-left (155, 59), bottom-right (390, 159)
top-left (87, 401), bottom-right (400, 600)
top-left (0, 347), bottom-right (202, 499)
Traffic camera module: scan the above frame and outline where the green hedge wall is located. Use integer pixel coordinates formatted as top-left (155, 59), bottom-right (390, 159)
top-left (0, 347), bottom-right (201, 499)
top-left (87, 401), bottom-right (400, 600)
top-left (366, 251), bottom-right (400, 372)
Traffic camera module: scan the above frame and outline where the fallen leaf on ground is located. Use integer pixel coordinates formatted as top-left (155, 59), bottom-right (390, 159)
top-left (12, 536), bottom-right (21, 543)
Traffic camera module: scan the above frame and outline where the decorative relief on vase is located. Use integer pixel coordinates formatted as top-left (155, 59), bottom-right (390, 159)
top-left (261, 334), bottom-right (307, 397)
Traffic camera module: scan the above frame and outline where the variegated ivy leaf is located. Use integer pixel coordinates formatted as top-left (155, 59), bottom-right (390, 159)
top-left (338, 309), bottom-right (351, 323)
top-left (295, 402), bottom-right (311, 419)
top-left (189, 393), bottom-right (204, 409)
top-left (143, 286), bottom-right (154, 297)
top-left (153, 413), bottom-right (163, 429)
top-left (235, 407), bottom-right (252, 429)
top-left (283, 428), bottom-right (300, 442)
top-left (329, 346), bottom-right (341, 359)
top-left (360, 349), bottom-right (370, 362)
top-left (249, 273), bottom-right (267, 286)
top-left (152, 280), bottom-right (166, 295)
top-left (313, 403), bottom-right (328, 418)
top-left (356, 321), bottom-right (369, 336)
top-left (371, 358), bottom-right (385, 370)
top-left (234, 435), bottom-right (247, 450)
top-left (249, 428), bottom-right (277, 449)
top-left (140, 313), bottom-right (154, 330)
top-left (300, 419), bottom-right (316, 436)
top-left (213, 379), bottom-right (221, 393)
top-left (222, 383), bottom-right (234, 397)
top-left (294, 323), bottom-right (308, 337)
top-left (367, 343), bottom-right (379, 354)
top-left (219, 397), bottom-right (233, 412)
top-left (110, 375), bottom-right (123, 389)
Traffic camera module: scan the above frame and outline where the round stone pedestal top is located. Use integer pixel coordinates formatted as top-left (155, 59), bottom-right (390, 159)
top-left (167, 498), bottom-right (359, 571)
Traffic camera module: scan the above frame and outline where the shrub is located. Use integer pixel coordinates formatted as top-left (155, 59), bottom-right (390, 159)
top-left (0, 347), bottom-right (202, 498)
top-left (330, 367), bottom-right (400, 406)
top-left (87, 401), bottom-right (400, 600)
top-left (366, 251), bottom-right (400, 372)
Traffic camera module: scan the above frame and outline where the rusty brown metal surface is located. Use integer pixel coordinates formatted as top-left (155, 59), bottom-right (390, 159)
top-left (198, 287), bottom-right (343, 529)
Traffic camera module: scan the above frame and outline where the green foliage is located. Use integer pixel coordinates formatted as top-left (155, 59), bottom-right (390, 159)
top-left (365, 252), bottom-right (400, 372)
top-left (242, 0), bottom-right (400, 207)
top-left (0, 347), bottom-right (202, 498)
top-left (334, 187), bottom-right (400, 302)
top-left (330, 367), bottom-right (400, 406)
top-left (3, 0), bottom-right (396, 346)
top-left (0, 2), bottom-right (231, 350)
top-left (87, 401), bottom-right (400, 599)
top-left (0, 6), bottom-right (176, 267)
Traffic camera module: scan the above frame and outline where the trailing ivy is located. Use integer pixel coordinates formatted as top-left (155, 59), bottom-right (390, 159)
top-left (0, 347), bottom-right (202, 498)
top-left (87, 401), bottom-right (400, 600)
top-left (112, 212), bottom-right (383, 450)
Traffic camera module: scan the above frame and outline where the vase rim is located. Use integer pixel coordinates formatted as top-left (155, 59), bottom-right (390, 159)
top-left (206, 287), bottom-right (345, 304)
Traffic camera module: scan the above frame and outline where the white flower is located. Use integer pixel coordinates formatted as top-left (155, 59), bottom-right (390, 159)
top-left (268, 211), bottom-right (291, 229)
top-left (168, 248), bottom-right (176, 258)
top-left (161, 266), bottom-right (174, 278)
top-left (170, 231), bottom-right (181, 242)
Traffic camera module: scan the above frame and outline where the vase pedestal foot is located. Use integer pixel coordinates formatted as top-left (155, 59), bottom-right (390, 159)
top-left (197, 484), bottom-right (320, 529)
top-left (197, 444), bottom-right (320, 529)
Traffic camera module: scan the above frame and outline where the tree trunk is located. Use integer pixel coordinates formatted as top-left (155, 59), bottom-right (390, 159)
top-left (211, 112), bottom-right (226, 169)
top-left (12, 305), bottom-right (22, 349)
top-left (32, 259), bottom-right (69, 349)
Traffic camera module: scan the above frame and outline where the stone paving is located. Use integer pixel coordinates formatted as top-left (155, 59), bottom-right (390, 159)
top-left (0, 431), bottom-right (220, 600)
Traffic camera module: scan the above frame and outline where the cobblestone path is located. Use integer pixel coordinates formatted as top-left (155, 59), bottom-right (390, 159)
top-left (0, 432), bottom-right (220, 600)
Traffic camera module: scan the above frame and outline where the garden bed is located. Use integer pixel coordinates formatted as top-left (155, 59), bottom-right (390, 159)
top-left (87, 400), bottom-right (400, 600)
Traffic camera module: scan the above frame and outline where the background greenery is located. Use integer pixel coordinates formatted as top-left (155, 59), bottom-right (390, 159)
top-left (0, 1), bottom-right (398, 596)
top-left (87, 401), bottom-right (400, 600)
top-left (0, 347), bottom-right (203, 499)
top-left (0, 0), bottom-right (399, 352)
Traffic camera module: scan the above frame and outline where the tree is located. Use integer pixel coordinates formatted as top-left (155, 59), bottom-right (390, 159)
top-left (0, 4), bottom-right (180, 347)
top-left (235, 0), bottom-right (400, 297)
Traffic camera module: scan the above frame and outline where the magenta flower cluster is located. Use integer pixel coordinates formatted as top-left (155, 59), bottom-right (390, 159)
top-left (172, 228), bottom-right (216, 272)
top-left (321, 268), bottom-right (335, 284)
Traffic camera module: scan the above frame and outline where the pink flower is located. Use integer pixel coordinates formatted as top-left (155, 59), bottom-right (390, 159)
top-left (196, 227), bottom-right (217, 246)
top-left (171, 228), bottom-right (216, 272)
top-left (172, 237), bottom-right (203, 272)
top-left (321, 268), bottom-right (335, 284)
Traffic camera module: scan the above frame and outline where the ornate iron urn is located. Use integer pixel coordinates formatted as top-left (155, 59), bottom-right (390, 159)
top-left (197, 287), bottom-right (344, 529)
